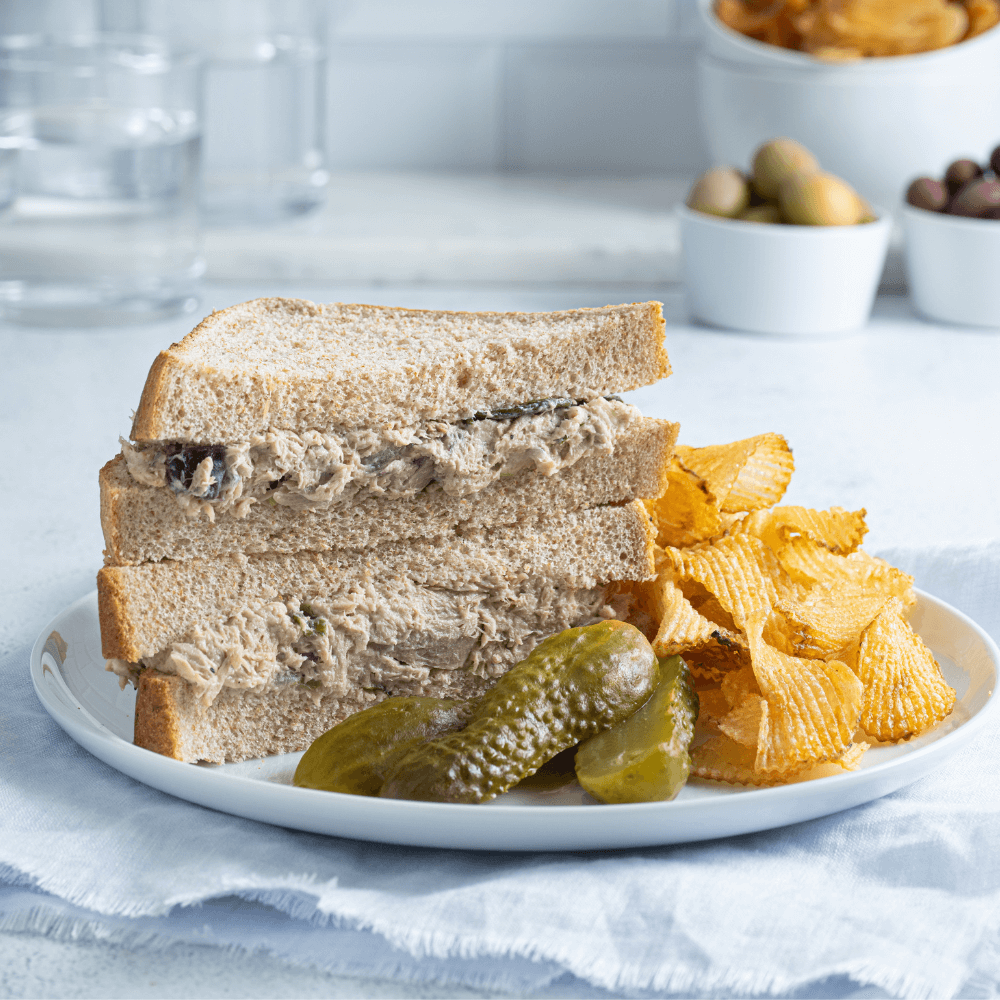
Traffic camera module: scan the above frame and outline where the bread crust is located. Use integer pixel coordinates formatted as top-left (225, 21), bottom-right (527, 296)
top-left (134, 671), bottom-right (185, 759)
top-left (101, 418), bottom-right (678, 566)
top-left (129, 299), bottom-right (670, 442)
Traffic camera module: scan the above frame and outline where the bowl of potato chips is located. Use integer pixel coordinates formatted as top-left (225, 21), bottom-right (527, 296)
top-left (701, 0), bottom-right (1000, 67)
top-left (696, 0), bottom-right (1000, 209)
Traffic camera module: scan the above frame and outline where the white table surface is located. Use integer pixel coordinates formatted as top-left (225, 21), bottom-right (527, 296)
top-left (1, 281), bottom-right (997, 999)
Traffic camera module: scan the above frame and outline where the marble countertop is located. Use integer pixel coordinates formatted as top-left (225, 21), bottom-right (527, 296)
top-left (2, 275), bottom-right (997, 997)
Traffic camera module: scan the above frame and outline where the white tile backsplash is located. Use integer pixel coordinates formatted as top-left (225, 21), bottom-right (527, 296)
top-left (327, 43), bottom-right (502, 169)
top-left (82, 0), bottom-right (708, 175)
top-left (330, 0), bottom-right (678, 40)
top-left (501, 42), bottom-right (707, 174)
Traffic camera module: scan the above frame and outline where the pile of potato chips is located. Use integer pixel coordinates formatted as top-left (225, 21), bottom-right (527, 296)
top-left (716, 0), bottom-right (999, 60)
top-left (632, 433), bottom-right (955, 786)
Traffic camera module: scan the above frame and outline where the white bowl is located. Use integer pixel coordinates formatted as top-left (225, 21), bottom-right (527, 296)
top-left (697, 0), bottom-right (1000, 74)
top-left (679, 205), bottom-right (892, 335)
top-left (696, 0), bottom-right (1000, 210)
top-left (903, 203), bottom-right (1000, 327)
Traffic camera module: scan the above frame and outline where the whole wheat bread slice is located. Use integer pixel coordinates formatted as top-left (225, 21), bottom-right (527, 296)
top-left (131, 299), bottom-right (669, 442)
top-left (100, 501), bottom-right (656, 662)
top-left (102, 418), bottom-right (677, 565)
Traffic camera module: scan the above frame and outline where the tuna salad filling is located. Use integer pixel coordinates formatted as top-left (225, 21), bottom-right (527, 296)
top-left (120, 396), bottom-right (637, 518)
top-left (107, 578), bottom-right (629, 708)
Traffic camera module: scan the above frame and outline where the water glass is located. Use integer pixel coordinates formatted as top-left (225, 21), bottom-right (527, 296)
top-left (108, 0), bottom-right (328, 225)
top-left (0, 35), bottom-right (203, 325)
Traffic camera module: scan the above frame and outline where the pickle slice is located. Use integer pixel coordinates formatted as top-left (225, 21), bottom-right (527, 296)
top-left (293, 696), bottom-right (473, 795)
top-left (379, 620), bottom-right (658, 804)
top-left (574, 655), bottom-right (699, 804)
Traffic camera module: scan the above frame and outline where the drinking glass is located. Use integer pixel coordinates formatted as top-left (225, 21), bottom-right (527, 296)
top-left (0, 34), bottom-right (203, 325)
top-left (106, 0), bottom-right (328, 225)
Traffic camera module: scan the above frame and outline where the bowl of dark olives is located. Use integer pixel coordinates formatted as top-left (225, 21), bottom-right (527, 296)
top-left (903, 146), bottom-right (1000, 327)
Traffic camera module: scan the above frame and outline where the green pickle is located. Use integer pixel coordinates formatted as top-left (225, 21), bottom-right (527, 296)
top-left (574, 655), bottom-right (698, 804)
top-left (293, 697), bottom-right (474, 795)
top-left (379, 620), bottom-right (658, 804)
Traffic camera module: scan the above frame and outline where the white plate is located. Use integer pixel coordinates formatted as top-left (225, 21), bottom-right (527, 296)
top-left (31, 589), bottom-right (999, 852)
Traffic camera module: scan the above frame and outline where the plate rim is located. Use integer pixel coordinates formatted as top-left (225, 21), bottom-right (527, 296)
top-left (29, 587), bottom-right (1000, 848)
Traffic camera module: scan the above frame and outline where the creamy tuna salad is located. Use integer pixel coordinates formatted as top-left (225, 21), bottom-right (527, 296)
top-left (121, 396), bottom-right (638, 519)
top-left (107, 577), bottom-right (629, 707)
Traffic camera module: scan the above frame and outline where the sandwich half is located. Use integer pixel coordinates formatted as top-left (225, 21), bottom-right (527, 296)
top-left (100, 298), bottom-right (675, 763)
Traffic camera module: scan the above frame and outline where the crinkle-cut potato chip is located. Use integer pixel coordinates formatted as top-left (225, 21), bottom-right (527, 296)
top-left (718, 694), bottom-right (765, 749)
top-left (696, 687), bottom-right (732, 722)
top-left (666, 533), bottom-right (793, 630)
top-left (777, 586), bottom-right (890, 660)
top-left (645, 434), bottom-right (793, 550)
top-left (684, 640), bottom-right (750, 684)
top-left (650, 574), bottom-right (733, 657)
top-left (735, 506), bottom-right (868, 556)
top-left (644, 464), bottom-right (726, 549)
top-left (722, 665), bottom-right (762, 709)
top-left (692, 735), bottom-right (870, 786)
top-left (691, 735), bottom-right (804, 786)
top-left (748, 624), bottom-right (863, 773)
top-left (675, 433), bottom-right (794, 515)
top-left (855, 601), bottom-right (956, 742)
top-left (832, 741), bottom-right (870, 771)
top-left (776, 538), bottom-right (914, 604)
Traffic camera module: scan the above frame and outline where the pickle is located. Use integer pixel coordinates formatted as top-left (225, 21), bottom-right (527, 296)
top-left (293, 696), bottom-right (474, 795)
top-left (379, 620), bottom-right (658, 803)
top-left (574, 655), bottom-right (698, 804)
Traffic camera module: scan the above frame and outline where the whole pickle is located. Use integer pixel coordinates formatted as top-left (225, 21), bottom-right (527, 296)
top-left (379, 620), bottom-right (658, 803)
top-left (574, 655), bottom-right (698, 804)
top-left (293, 696), bottom-right (474, 795)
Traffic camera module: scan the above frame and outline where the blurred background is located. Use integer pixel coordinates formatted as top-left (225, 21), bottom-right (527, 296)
top-left (2, 0), bottom-right (999, 327)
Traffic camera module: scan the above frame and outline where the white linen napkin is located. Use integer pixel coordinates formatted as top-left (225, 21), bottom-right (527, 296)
top-left (2, 541), bottom-right (1000, 999)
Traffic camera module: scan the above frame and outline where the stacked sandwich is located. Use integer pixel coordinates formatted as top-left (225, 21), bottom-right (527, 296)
top-left (99, 298), bottom-right (676, 763)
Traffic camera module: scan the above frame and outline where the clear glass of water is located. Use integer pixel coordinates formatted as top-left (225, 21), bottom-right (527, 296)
top-left (0, 35), bottom-right (202, 326)
top-left (106, 0), bottom-right (328, 225)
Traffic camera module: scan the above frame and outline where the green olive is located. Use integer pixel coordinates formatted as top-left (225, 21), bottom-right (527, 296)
top-left (686, 167), bottom-right (751, 218)
top-left (738, 204), bottom-right (783, 224)
top-left (751, 138), bottom-right (820, 201)
top-left (780, 171), bottom-right (863, 226)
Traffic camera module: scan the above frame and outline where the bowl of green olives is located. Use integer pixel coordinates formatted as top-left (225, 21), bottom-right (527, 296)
top-left (903, 147), bottom-right (1000, 327)
top-left (680, 138), bottom-right (892, 335)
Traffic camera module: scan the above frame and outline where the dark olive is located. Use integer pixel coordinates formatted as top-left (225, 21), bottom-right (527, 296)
top-left (948, 178), bottom-right (1000, 218)
top-left (905, 177), bottom-right (948, 213)
top-left (944, 159), bottom-right (984, 197)
top-left (990, 145), bottom-right (1000, 177)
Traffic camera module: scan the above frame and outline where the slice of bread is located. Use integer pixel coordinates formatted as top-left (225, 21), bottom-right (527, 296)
top-left (99, 501), bottom-right (656, 662)
top-left (134, 671), bottom-right (396, 764)
top-left (131, 299), bottom-right (670, 442)
top-left (101, 418), bottom-right (678, 565)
